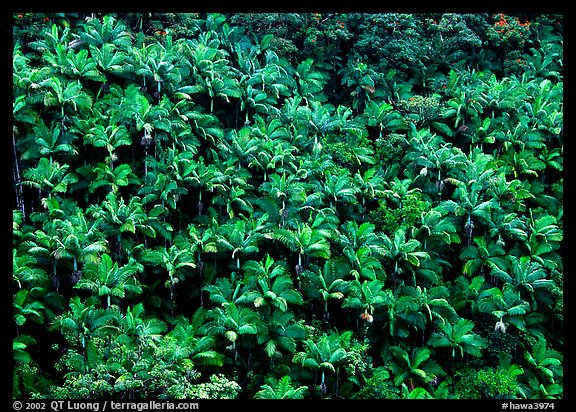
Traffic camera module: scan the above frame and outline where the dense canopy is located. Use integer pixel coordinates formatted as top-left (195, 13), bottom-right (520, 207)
top-left (12, 12), bottom-right (563, 400)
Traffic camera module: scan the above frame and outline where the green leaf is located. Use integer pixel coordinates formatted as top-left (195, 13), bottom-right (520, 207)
top-left (412, 368), bottom-right (427, 378)
top-left (225, 330), bottom-right (238, 342)
top-left (120, 219), bottom-right (135, 234)
top-left (431, 122), bottom-right (453, 137)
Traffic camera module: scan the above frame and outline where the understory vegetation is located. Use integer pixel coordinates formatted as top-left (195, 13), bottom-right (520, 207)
top-left (12, 12), bottom-right (563, 400)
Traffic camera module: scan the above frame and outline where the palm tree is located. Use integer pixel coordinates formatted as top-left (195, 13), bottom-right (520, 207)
top-left (121, 303), bottom-right (167, 348)
top-left (13, 93), bottom-right (38, 220)
top-left (364, 99), bottom-right (407, 139)
top-left (85, 123), bottom-right (131, 169)
top-left (488, 255), bottom-right (554, 310)
top-left (380, 177), bottom-right (422, 209)
top-left (522, 378), bottom-right (562, 400)
top-left (402, 128), bottom-right (467, 197)
top-left (182, 34), bottom-right (241, 113)
top-left (89, 43), bottom-right (128, 79)
top-left (315, 169), bottom-right (359, 210)
top-left (476, 284), bottom-right (530, 333)
top-left (50, 296), bottom-right (117, 350)
top-left (292, 330), bottom-right (350, 396)
top-left (13, 287), bottom-right (49, 331)
top-left (274, 221), bottom-right (332, 282)
top-left (138, 169), bottom-right (186, 212)
top-left (209, 159), bottom-right (254, 220)
top-left (343, 279), bottom-right (392, 337)
top-left (216, 218), bottom-right (261, 272)
top-left (64, 48), bottom-right (107, 82)
top-left (166, 317), bottom-right (224, 368)
top-left (298, 152), bottom-right (336, 182)
top-left (386, 345), bottom-right (445, 390)
top-left (38, 77), bottom-right (92, 130)
top-left (13, 334), bottom-right (36, 365)
top-left (522, 210), bottom-right (562, 271)
top-left (447, 148), bottom-right (500, 245)
top-left (244, 52), bottom-right (293, 104)
top-left (242, 253), bottom-right (286, 281)
top-left (183, 158), bottom-right (226, 216)
top-left (241, 255), bottom-right (303, 313)
top-left (218, 127), bottom-right (259, 171)
top-left (89, 162), bottom-right (138, 195)
top-left (522, 337), bottom-right (563, 386)
top-left (75, 253), bottom-right (143, 308)
top-left (459, 235), bottom-right (508, 278)
top-left (449, 275), bottom-right (486, 314)
top-left (501, 149), bottom-right (545, 180)
top-left (255, 310), bottom-right (307, 365)
top-left (342, 245), bottom-right (384, 282)
top-left (20, 119), bottom-right (78, 163)
top-left (259, 172), bottom-right (306, 225)
top-left (353, 167), bottom-right (387, 217)
top-left (339, 60), bottom-right (379, 112)
top-left (50, 211), bottom-right (109, 275)
top-left (79, 14), bottom-right (133, 50)
top-left (254, 375), bottom-right (308, 399)
top-left (205, 302), bottom-right (260, 376)
top-left (338, 221), bottom-right (386, 280)
top-left (428, 318), bottom-right (487, 363)
top-left (203, 273), bottom-right (248, 308)
top-left (381, 227), bottom-right (430, 286)
top-left (86, 192), bottom-right (154, 256)
top-left (187, 224), bottom-right (219, 275)
top-left (22, 157), bottom-right (79, 203)
top-left (294, 58), bottom-right (327, 101)
top-left (21, 216), bottom-right (81, 292)
top-left (412, 207), bottom-right (460, 252)
top-left (488, 210), bottom-right (529, 245)
top-left (13, 249), bottom-right (48, 292)
top-left (338, 220), bottom-right (386, 257)
top-left (29, 20), bottom-right (72, 56)
top-left (301, 260), bottom-right (350, 322)
top-left (133, 35), bottom-right (179, 89)
top-left (396, 285), bottom-right (458, 338)
top-left (219, 185), bottom-right (255, 220)
top-left (139, 238), bottom-right (196, 312)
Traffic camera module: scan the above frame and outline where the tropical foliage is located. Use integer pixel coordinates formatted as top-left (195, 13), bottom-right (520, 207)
top-left (12, 12), bottom-right (562, 400)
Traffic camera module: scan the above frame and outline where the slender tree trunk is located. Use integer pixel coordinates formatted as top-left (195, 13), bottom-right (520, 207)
top-left (232, 343), bottom-right (237, 377)
top-left (335, 366), bottom-right (340, 398)
top-left (144, 147), bottom-right (148, 178)
top-left (13, 134), bottom-right (25, 220)
top-left (198, 191), bottom-right (203, 216)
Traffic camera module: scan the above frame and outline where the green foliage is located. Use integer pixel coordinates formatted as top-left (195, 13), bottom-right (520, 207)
top-left (13, 362), bottom-right (53, 399)
top-left (454, 363), bottom-right (524, 399)
top-left (12, 12), bottom-right (562, 400)
top-left (352, 367), bottom-right (401, 399)
top-left (180, 374), bottom-right (242, 399)
top-left (254, 375), bottom-right (308, 399)
top-left (369, 190), bottom-right (428, 235)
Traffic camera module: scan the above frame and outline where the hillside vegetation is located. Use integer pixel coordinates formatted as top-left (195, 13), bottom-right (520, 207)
top-left (12, 12), bottom-right (563, 399)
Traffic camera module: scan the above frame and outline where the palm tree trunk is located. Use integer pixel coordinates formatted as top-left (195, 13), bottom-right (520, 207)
top-left (320, 370), bottom-right (327, 394)
top-left (144, 147), bottom-right (148, 178)
top-left (335, 366), bottom-right (340, 398)
top-left (232, 343), bottom-right (237, 377)
top-left (13, 134), bottom-right (25, 221)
